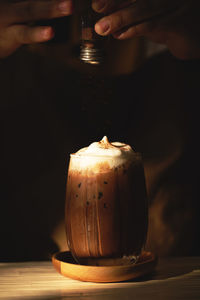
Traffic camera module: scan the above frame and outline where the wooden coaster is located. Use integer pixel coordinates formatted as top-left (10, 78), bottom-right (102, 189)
top-left (52, 251), bottom-right (158, 283)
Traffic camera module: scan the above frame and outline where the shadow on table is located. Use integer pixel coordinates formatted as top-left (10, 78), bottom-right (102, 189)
top-left (132, 257), bottom-right (200, 281)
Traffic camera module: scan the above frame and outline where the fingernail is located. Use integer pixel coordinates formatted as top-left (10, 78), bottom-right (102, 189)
top-left (96, 20), bottom-right (110, 34)
top-left (41, 28), bottom-right (53, 40)
top-left (92, 0), bottom-right (106, 11)
top-left (58, 0), bottom-right (72, 14)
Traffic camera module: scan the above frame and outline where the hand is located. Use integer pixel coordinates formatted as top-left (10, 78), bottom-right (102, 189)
top-left (92, 0), bottom-right (200, 59)
top-left (0, 0), bottom-right (73, 58)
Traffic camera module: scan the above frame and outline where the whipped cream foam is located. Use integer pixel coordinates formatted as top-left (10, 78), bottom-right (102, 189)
top-left (70, 136), bottom-right (140, 172)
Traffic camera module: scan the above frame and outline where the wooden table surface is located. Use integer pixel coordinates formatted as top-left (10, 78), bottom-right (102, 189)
top-left (0, 257), bottom-right (200, 300)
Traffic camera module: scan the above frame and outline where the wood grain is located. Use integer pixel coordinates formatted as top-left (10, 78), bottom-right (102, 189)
top-left (0, 257), bottom-right (200, 300)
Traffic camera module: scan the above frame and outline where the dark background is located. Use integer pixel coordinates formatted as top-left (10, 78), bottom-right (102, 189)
top-left (0, 16), bottom-right (199, 261)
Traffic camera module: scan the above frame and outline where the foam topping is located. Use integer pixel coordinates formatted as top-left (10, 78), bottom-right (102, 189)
top-left (75, 136), bottom-right (134, 157)
top-left (70, 136), bottom-right (138, 171)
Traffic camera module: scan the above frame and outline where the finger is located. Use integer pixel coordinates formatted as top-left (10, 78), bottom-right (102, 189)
top-left (111, 3), bottom-right (185, 41)
top-left (92, 0), bottom-right (183, 15)
top-left (94, 0), bottom-right (183, 36)
top-left (95, 4), bottom-right (139, 36)
top-left (0, 25), bottom-right (54, 58)
top-left (113, 22), bottom-right (151, 39)
top-left (10, 25), bottom-right (55, 44)
top-left (92, 0), bottom-right (134, 14)
top-left (113, 20), bottom-right (168, 46)
top-left (4, 0), bottom-right (73, 24)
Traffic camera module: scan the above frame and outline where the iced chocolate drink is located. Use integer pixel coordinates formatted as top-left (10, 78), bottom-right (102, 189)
top-left (65, 136), bottom-right (148, 265)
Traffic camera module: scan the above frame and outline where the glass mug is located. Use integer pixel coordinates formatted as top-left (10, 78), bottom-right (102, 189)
top-left (65, 137), bottom-right (148, 266)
